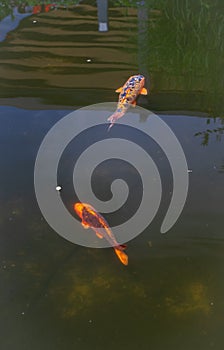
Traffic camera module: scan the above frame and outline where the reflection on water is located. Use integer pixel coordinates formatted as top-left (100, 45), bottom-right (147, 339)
top-left (0, 6), bottom-right (32, 42)
top-left (0, 1), bottom-right (138, 107)
top-left (194, 119), bottom-right (224, 146)
top-left (0, 0), bottom-right (224, 349)
top-left (0, 0), bottom-right (223, 115)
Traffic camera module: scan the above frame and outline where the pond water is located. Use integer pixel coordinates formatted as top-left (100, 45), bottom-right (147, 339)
top-left (0, 1), bottom-right (224, 349)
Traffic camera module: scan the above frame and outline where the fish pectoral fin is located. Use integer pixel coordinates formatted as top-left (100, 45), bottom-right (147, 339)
top-left (81, 222), bottom-right (89, 229)
top-left (115, 87), bottom-right (123, 93)
top-left (95, 231), bottom-right (104, 239)
top-left (140, 87), bottom-right (148, 95)
top-left (131, 100), bottom-right (137, 107)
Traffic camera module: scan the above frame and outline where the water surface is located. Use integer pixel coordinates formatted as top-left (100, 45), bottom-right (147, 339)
top-left (0, 1), bottom-right (224, 349)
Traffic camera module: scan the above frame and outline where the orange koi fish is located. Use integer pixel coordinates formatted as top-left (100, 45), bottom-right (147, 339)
top-left (74, 202), bottom-right (128, 266)
top-left (108, 74), bottom-right (148, 130)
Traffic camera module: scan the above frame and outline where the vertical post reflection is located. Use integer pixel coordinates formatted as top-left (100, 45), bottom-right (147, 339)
top-left (137, 1), bottom-right (150, 87)
top-left (97, 0), bottom-right (108, 32)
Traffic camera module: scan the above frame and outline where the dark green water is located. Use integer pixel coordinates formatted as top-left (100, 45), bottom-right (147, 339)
top-left (0, 1), bottom-right (224, 349)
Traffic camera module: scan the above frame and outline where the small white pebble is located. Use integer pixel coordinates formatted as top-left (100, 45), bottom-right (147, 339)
top-left (33, 20), bottom-right (37, 24)
top-left (86, 59), bottom-right (92, 63)
top-left (88, 319), bottom-right (92, 323)
top-left (56, 186), bottom-right (62, 191)
top-left (210, 302), bottom-right (214, 306)
top-left (21, 312), bottom-right (25, 315)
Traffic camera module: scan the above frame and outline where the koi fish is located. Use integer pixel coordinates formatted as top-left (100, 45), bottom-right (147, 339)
top-left (74, 202), bottom-right (128, 266)
top-left (108, 74), bottom-right (148, 130)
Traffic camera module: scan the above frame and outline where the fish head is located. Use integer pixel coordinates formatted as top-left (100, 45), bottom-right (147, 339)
top-left (135, 74), bottom-right (145, 85)
top-left (74, 202), bottom-right (85, 218)
top-left (128, 75), bottom-right (145, 91)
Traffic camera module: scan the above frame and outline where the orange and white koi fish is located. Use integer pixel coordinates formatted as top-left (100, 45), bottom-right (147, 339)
top-left (108, 74), bottom-right (148, 130)
top-left (74, 202), bottom-right (128, 266)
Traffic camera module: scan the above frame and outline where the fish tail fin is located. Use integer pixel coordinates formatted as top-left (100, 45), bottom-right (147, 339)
top-left (107, 111), bottom-right (125, 130)
top-left (107, 122), bottom-right (114, 132)
top-left (107, 111), bottom-right (124, 123)
top-left (114, 247), bottom-right (128, 266)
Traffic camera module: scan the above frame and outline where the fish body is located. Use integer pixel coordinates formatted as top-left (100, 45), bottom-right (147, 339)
top-left (108, 74), bottom-right (148, 129)
top-left (74, 202), bottom-right (128, 266)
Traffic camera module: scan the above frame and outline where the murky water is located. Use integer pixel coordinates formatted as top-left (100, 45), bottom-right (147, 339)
top-left (0, 1), bottom-right (224, 349)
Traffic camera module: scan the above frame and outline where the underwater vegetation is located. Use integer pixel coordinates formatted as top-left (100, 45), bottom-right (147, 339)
top-left (165, 282), bottom-right (211, 317)
top-left (194, 118), bottom-right (224, 146)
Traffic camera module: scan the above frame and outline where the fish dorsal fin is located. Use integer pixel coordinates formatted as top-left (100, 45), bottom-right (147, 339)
top-left (140, 87), bottom-right (148, 95)
top-left (115, 87), bottom-right (123, 93)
